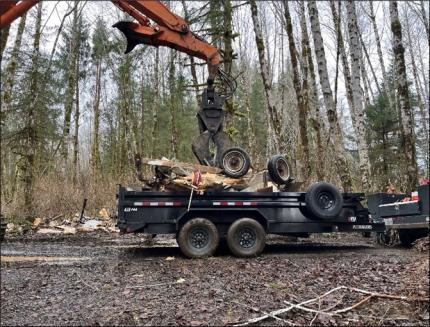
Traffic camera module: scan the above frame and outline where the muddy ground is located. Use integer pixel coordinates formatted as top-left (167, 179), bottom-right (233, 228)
top-left (1, 232), bottom-right (429, 326)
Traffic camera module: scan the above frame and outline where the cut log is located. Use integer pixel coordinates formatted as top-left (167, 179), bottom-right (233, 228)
top-left (141, 158), bottom-right (222, 174)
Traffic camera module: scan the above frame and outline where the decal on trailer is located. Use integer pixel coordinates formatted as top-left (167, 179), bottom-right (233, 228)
top-left (352, 225), bottom-right (372, 230)
top-left (124, 207), bottom-right (138, 212)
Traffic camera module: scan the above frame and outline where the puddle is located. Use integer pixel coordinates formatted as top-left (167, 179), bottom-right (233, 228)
top-left (1, 255), bottom-right (89, 263)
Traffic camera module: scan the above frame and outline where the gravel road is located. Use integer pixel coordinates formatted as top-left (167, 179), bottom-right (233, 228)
top-left (1, 232), bottom-right (429, 326)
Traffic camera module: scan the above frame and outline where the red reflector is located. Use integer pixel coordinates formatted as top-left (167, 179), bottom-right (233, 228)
top-left (235, 202), bottom-right (243, 206)
top-left (221, 201), bottom-right (228, 206)
top-left (174, 201), bottom-right (182, 206)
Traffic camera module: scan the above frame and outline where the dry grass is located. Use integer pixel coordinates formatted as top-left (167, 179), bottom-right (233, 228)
top-left (2, 171), bottom-right (141, 223)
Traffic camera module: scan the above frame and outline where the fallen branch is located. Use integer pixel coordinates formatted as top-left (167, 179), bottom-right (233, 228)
top-left (333, 295), bottom-right (373, 314)
top-left (283, 301), bottom-right (336, 316)
top-left (234, 285), bottom-right (428, 326)
top-left (234, 286), bottom-right (345, 326)
top-left (347, 286), bottom-right (429, 302)
top-left (231, 300), bottom-right (294, 325)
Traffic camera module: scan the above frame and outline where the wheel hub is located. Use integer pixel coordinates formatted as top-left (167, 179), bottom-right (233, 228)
top-left (223, 150), bottom-right (245, 174)
top-left (317, 192), bottom-right (334, 209)
top-left (236, 227), bottom-right (256, 248)
top-left (189, 228), bottom-right (209, 249)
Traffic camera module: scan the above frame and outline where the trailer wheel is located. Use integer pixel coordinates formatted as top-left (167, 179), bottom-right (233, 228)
top-left (267, 155), bottom-right (291, 185)
top-left (305, 182), bottom-right (343, 219)
top-left (177, 218), bottom-right (219, 258)
top-left (221, 147), bottom-right (251, 178)
top-left (226, 218), bottom-right (265, 257)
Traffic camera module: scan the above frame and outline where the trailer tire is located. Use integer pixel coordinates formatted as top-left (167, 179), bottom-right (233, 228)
top-left (221, 147), bottom-right (251, 178)
top-left (226, 218), bottom-right (265, 258)
top-left (177, 218), bottom-right (219, 258)
top-left (267, 155), bottom-right (291, 185)
top-left (305, 182), bottom-right (343, 219)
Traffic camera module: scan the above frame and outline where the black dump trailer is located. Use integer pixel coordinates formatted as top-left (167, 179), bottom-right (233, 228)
top-left (368, 184), bottom-right (429, 246)
top-left (117, 182), bottom-right (384, 258)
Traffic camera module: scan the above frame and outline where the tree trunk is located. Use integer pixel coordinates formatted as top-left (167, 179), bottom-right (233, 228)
top-left (242, 73), bottom-right (257, 161)
top-left (222, 0), bottom-right (235, 134)
top-left (299, 1), bottom-right (324, 181)
top-left (22, 3), bottom-right (43, 219)
top-left (61, 2), bottom-right (79, 162)
top-left (359, 31), bottom-right (382, 95)
top-left (72, 56), bottom-right (80, 184)
top-left (307, 1), bottom-right (352, 190)
top-left (1, 14), bottom-right (26, 122)
top-left (419, 0), bottom-right (429, 49)
top-left (345, 1), bottom-right (371, 190)
top-left (390, 1), bottom-right (418, 191)
top-left (90, 59), bottom-right (102, 177)
top-left (330, 2), bottom-right (356, 125)
top-left (168, 50), bottom-right (179, 159)
top-left (181, 0), bottom-right (200, 104)
top-left (151, 48), bottom-right (160, 158)
top-left (283, 1), bottom-right (310, 179)
top-left (405, 8), bottom-right (429, 175)
top-left (0, 24), bottom-right (10, 63)
top-left (249, 0), bottom-right (283, 153)
top-left (369, 2), bottom-right (388, 88)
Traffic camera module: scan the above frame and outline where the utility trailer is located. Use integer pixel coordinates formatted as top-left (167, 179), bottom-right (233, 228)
top-left (117, 182), bottom-right (385, 258)
top-left (368, 184), bottom-right (429, 246)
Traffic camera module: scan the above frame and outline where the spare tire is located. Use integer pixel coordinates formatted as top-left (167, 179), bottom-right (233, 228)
top-left (305, 182), bottom-right (343, 219)
top-left (221, 147), bottom-right (251, 178)
top-left (267, 155), bottom-right (291, 185)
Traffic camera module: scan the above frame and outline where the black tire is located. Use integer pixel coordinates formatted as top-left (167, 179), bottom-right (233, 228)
top-left (177, 218), bottom-right (219, 258)
top-left (221, 147), bottom-right (251, 178)
top-left (226, 218), bottom-right (265, 258)
top-left (267, 155), bottom-right (291, 185)
top-left (305, 182), bottom-right (343, 219)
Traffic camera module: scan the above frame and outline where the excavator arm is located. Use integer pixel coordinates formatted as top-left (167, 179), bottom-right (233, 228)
top-left (0, 0), bottom-right (220, 80)
top-left (0, 0), bottom-right (250, 176)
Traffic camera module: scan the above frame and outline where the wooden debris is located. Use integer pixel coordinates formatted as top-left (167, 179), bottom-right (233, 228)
top-left (33, 217), bottom-right (43, 227)
top-left (141, 158), bottom-right (222, 174)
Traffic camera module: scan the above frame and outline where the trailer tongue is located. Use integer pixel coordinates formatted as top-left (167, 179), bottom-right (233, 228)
top-left (116, 182), bottom-right (385, 258)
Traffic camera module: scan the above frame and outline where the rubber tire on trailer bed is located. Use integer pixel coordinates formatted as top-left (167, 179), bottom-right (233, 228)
top-left (177, 218), bottom-right (219, 258)
top-left (221, 147), bottom-right (251, 178)
top-left (226, 218), bottom-right (265, 258)
top-left (305, 182), bottom-right (343, 219)
top-left (267, 155), bottom-right (291, 185)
